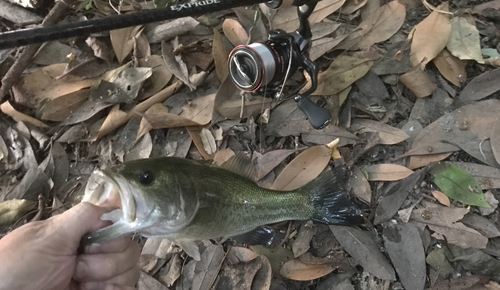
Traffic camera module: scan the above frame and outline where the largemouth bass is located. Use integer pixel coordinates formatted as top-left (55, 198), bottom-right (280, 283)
top-left (81, 155), bottom-right (363, 260)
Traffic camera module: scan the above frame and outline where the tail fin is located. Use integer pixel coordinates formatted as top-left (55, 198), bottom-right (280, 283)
top-left (302, 166), bottom-right (364, 225)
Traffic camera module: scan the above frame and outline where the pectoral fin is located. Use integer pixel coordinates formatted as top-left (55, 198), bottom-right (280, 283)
top-left (175, 239), bottom-right (201, 261)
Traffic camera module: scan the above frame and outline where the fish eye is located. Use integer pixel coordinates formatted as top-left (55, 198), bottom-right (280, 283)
top-left (138, 170), bottom-right (154, 185)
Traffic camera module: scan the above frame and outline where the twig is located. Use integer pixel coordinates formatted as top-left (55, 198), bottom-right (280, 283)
top-left (30, 194), bottom-right (45, 222)
top-left (0, 0), bottom-right (76, 101)
top-left (479, 138), bottom-right (487, 161)
top-left (421, 0), bottom-right (453, 15)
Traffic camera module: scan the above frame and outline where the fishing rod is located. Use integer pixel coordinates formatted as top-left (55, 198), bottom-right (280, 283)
top-left (0, 0), bottom-right (332, 128)
top-left (0, 0), bottom-right (307, 49)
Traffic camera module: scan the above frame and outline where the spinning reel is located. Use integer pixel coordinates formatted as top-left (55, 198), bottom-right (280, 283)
top-left (228, 0), bottom-right (332, 129)
top-left (0, 0), bottom-right (331, 129)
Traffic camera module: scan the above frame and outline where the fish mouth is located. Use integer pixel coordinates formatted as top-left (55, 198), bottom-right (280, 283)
top-left (83, 169), bottom-right (137, 222)
top-left (82, 169), bottom-right (140, 241)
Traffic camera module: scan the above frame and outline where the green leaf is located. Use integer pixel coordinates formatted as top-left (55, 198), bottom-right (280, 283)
top-left (430, 162), bottom-right (490, 208)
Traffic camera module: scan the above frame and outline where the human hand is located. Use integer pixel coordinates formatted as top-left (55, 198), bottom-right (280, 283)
top-left (0, 202), bottom-right (140, 290)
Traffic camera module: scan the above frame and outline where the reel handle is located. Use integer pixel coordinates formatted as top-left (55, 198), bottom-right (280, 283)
top-left (295, 95), bottom-right (331, 129)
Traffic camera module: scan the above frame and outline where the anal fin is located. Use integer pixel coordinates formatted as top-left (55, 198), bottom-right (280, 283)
top-left (231, 225), bottom-right (285, 248)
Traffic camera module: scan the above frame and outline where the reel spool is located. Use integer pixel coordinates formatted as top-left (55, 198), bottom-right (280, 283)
top-left (227, 1), bottom-right (332, 129)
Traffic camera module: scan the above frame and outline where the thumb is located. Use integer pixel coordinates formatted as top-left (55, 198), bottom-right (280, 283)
top-left (53, 202), bottom-right (112, 242)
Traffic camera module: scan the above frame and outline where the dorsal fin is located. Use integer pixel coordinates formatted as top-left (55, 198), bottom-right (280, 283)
top-left (219, 153), bottom-right (257, 181)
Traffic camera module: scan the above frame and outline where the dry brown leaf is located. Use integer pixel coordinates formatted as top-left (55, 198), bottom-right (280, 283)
top-left (280, 259), bottom-right (334, 281)
top-left (457, 68), bottom-right (500, 103)
top-left (138, 55), bottom-right (173, 100)
top-left (348, 165), bottom-right (371, 204)
top-left (330, 225), bottom-right (396, 280)
top-left (124, 133), bottom-right (152, 162)
top-left (362, 164), bottom-right (414, 181)
top-left (432, 48), bottom-right (467, 87)
top-left (399, 69), bottom-right (438, 98)
top-left (401, 99), bottom-right (500, 168)
top-left (15, 63), bottom-right (97, 104)
top-left (431, 190), bottom-right (451, 207)
top-left (309, 35), bottom-right (348, 61)
top-left (217, 96), bottom-right (272, 120)
top-left (337, 1), bottom-right (406, 50)
top-left (272, 145), bottom-right (332, 191)
top-left (222, 18), bottom-right (249, 46)
top-left (182, 94), bottom-right (216, 124)
top-left (95, 104), bottom-right (129, 141)
top-left (89, 81), bottom-right (183, 141)
top-left (350, 119), bottom-right (409, 145)
top-left (253, 149), bottom-right (296, 180)
top-left (135, 33), bottom-right (151, 61)
top-left (213, 29), bottom-right (229, 82)
top-left (213, 149), bottom-right (235, 166)
top-left (292, 221), bottom-right (316, 258)
top-left (473, 0), bottom-right (500, 13)
top-left (143, 94), bottom-right (215, 129)
top-left (492, 118), bottom-right (500, 164)
top-left (485, 57), bottom-right (500, 67)
top-left (1, 101), bottom-right (48, 128)
top-left (39, 88), bottom-right (91, 121)
top-left (410, 204), bottom-right (488, 249)
top-left (341, 0), bottom-right (368, 14)
top-left (187, 126), bottom-right (212, 160)
top-left (200, 128), bottom-right (217, 156)
top-left (311, 55), bottom-right (373, 95)
top-left (311, 22), bottom-right (341, 40)
top-left (447, 17), bottom-right (484, 64)
top-left (110, 26), bottom-right (144, 64)
top-left (309, 0), bottom-right (346, 24)
top-left (137, 118), bottom-right (153, 140)
top-left (233, 7), bottom-right (268, 43)
top-left (272, 0), bottom-right (345, 32)
top-left (399, 0), bottom-right (421, 9)
top-left (485, 281), bottom-right (500, 290)
top-left (0, 199), bottom-right (37, 226)
top-left (408, 153), bottom-right (452, 170)
top-left (410, 3), bottom-right (451, 69)
top-left (162, 39), bottom-right (195, 90)
top-left (138, 271), bottom-right (168, 290)
top-left (227, 247), bottom-right (259, 262)
top-left (250, 245), bottom-right (293, 278)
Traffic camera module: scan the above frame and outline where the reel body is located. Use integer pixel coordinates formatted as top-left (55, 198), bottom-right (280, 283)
top-left (228, 33), bottom-right (300, 93)
top-left (227, 0), bottom-right (332, 129)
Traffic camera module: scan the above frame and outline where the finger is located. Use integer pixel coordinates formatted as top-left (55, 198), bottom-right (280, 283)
top-left (74, 241), bottom-right (141, 281)
top-left (105, 285), bottom-right (138, 290)
top-left (81, 267), bottom-right (140, 290)
top-left (84, 235), bottom-right (133, 255)
top-left (53, 203), bottom-right (114, 243)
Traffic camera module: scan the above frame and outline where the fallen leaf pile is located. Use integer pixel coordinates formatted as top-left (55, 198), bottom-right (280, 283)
top-left (1, 0), bottom-right (500, 289)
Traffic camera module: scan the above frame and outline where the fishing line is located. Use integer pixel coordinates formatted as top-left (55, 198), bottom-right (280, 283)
top-left (276, 37), bottom-right (294, 104)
